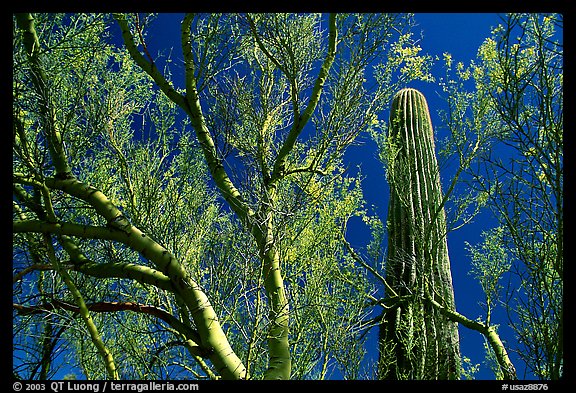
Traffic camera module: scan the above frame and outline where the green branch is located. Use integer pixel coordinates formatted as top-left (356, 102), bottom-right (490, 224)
top-left (246, 14), bottom-right (287, 75)
top-left (270, 13), bottom-right (338, 183)
top-left (12, 219), bottom-right (248, 378)
top-left (13, 220), bottom-right (126, 241)
top-left (77, 261), bottom-right (172, 292)
top-left (341, 230), bottom-right (398, 298)
top-left (44, 229), bottom-right (220, 367)
top-left (15, 13), bottom-right (72, 178)
top-left (180, 13), bottom-right (254, 227)
top-left (43, 234), bottom-right (119, 380)
top-left (13, 264), bottom-right (53, 283)
top-left (427, 296), bottom-right (517, 380)
top-left (14, 300), bottom-right (204, 357)
top-left (19, 175), bottom-right (249, 379)
top-left (113, 14), bottom-right (187, 111)
top-left (258, 235), bottom-right (290, 380)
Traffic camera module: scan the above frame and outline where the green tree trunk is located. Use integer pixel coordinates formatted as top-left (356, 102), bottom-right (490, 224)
top-left (379, 88), bottom-right (461, 380)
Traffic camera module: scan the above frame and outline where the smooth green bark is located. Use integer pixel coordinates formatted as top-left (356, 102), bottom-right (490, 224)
top-left (429, 297), bottom-right (517, 379)
top-left (14, 174), bottom-right (248, 380)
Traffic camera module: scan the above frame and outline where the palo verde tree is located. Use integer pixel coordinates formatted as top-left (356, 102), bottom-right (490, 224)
top-left (14, 13), bottom-right (248, 379)
top-left (13, 13), bottom-right (432, 380)
top-left (450, 13), bottom-right (563, 379)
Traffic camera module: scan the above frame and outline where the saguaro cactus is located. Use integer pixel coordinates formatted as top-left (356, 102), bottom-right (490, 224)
top-left (379, 88), bottom-right (461, 379)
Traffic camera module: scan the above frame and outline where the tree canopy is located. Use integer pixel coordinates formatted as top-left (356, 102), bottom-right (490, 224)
top-left (12, 13), bottom-right (562, 381)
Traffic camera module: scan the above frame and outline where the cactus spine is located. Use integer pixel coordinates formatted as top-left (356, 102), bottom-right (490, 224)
top-left (379, 88), bottom-right (461, 379)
